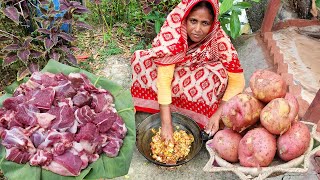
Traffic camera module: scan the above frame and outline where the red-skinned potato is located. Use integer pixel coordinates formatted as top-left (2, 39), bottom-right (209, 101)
top-left (250, 69), bottom-right (287, 103)
top-left (210, 129), bottom-right (242, 163)
top-left (238, 128), bottom-right (277, 167)
top-left (221, 93), bottom-right (264, 133)
top-left (277, 122), bottom-right (311, 161)
top-left (284, 93), bottom-right (299, 122)
top-left (260, 98), bottom-right (291, 135)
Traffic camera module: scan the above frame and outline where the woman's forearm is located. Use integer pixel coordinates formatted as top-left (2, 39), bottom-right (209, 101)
top-left (159, 104), bottom-right (172, 126)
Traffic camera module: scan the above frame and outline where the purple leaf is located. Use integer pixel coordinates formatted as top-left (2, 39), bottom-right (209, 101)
top-left (44, 38), bottom-right (55, 50)
top-left (50, 33), bottom-right (59, 44)
top-left (73, 5), bottom-right (90, 14)
top-left (3, 6), bottom-right (19, 24)
top-left (30, 50), bottom-right (43, 58)
top-left (42, 20), bottom-right (51, 29)
top-left (71, 1), bottom-right (82, 6)
top-left (58, 32), bottom-right (76, 42)
top-left (0, 35), bottom-right (11, 41)
top-left (75, 21), bottom-right (92, 30)
top-left (59, 4), bottom-right (68, 11)
top-left (62, 19), bottom-right (72, 24)
top-left (23, 37), bottom-right (33, 48)
top-left (3, 52), bottom-right (18, 67)
top-left (17, 49), bottom-right (31, 63)
top-left (17, 67), bottom-right (30, 81)
top-left (4, 44), bottom-right (20, 51)
top-left (60, 45), bottom-right (71, 53)
top-left (28, 63), bottom-right (39, 73)
top-left (154, 0), bottom-right (161, 5)
top-left (66, 53), bottom-right (77, 64)
top-left (38, 28), bottom-right (51, 34)
top-left (35, 36), bottom-right (45, 41)
top-left (49, 51), bottom-right (61, 61)
top-left (40, 0), bottom-right (50, 5)
top-left (143, 5), bottom-right (152, 14)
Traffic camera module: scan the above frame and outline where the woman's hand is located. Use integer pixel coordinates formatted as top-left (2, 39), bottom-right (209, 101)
top-left (205, 101), bottom-right (225, 137)
top-left (159, 104), bottom-right (174, 141)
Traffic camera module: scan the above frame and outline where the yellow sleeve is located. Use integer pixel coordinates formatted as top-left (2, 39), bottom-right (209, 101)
top-left (157, 64), bottom-right (175, 105)
top-left (222, 72), bottom-right (245, 101)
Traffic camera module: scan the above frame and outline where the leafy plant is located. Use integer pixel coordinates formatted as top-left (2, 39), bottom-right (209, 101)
top-left (0, 0), bottom-right (92, 80)
top-left (139, 0), bottom-right (180, 34)
top-left (219, 0), bottom-right (260, 39)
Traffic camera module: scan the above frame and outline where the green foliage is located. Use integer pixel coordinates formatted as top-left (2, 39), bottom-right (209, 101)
top-left (219, 0), bottom-right (260, 39)
top-left (101, 41), bottom-right (123, 56)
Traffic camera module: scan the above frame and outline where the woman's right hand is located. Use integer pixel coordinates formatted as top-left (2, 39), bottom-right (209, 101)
top-left (159, 104), bottom-right (174, 141)
top-left (161, 122), bottom-right (174, 141)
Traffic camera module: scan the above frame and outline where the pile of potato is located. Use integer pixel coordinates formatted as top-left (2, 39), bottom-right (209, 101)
top-left (209, 69), bottom-right (311, 167)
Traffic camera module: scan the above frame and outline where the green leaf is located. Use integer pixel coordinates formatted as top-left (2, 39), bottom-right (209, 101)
top-left (155, 20), bottom-right (161, 34)
top-left (219, 0), bottom-right (234, 15)
top-left (0, 93), bottom-right (12, 106)
top-left (316, 0), bottom-right (320, 7)
top-left (230, 10), bottom-right (241, 39)
top-left (234, 2), bottom-right (252, 9)
top-left (250, 0), bottom-right (260, 2)
top-left (0, 60), bottom-right (136, 180)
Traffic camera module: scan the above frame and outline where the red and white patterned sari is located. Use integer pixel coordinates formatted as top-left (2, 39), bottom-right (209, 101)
top-left (130, 0), bottom-right (243, 129)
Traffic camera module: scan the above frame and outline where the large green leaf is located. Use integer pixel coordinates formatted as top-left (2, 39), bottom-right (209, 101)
top-left (0, 60), bottom-right (136, 180)
top-left (230, 10), bottom-right (241, 39)
top-left (219, 0), bottom-right (234, 15)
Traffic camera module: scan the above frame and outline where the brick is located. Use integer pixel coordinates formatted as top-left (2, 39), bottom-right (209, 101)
top-left (263, 32), bottom-right (273, 43)
top-left (304, 89), bottom-right (320, 125)
top-left (271, 45), bottom-right (280, 57)
top-left (273, 51), bottom-right (284, 65)
top-left (289, 84), bottom-right (302, 97)
top-left (297, 97), bottom-right (310, 119)
top-left (267, 40), bottom-right (276, 52)
top-left (281, 73), bottom-right (294, 86)
top-left (277, 62), bottom-right (288, 74)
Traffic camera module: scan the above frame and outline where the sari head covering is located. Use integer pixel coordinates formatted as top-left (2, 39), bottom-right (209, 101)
top-left (131, 0), bottom-right (242, 73)
top-left (131, 0), bottom-right (243, 128)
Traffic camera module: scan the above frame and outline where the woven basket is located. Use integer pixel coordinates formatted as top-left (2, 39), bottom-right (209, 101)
top-left (203, 121), bottom-right (320, 180)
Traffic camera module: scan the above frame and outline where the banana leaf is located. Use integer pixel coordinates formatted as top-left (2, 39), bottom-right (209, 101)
top-left (0, 60), bottom-right (136, 180)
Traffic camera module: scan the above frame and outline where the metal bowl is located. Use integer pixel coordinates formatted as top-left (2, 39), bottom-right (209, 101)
top-left (136, 112), bottom-right (203, 167)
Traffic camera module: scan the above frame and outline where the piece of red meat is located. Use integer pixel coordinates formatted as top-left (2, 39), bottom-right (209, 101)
top-left (30, 149), bottom-right (53, 166)
top-left (74, 105), bottom-right (95, 124)
top-left (91, 92), bottom-right (114, 113)
top-left (94, 110), bottom-right (117, 133)
top-left (2, 95), bottom-right (26, 111)
top-left (15, 103), bottom-right (39, 127)
top-left (2, 127), bottom-right (36, 164)
top-left (54, 80), bottom-right (77, 99)
top-left (47, 105), bottom-right (75, 131)
top-left (28, 87), bottom-right (55, 110)
top-left (43, 151), bottom-right (82, 176)
top-left (72, 91), bottom-right (92, 108)
top-left (106, 114), bottom-right (127, 139)
top-left (102, 137), bottom-right (123, 158)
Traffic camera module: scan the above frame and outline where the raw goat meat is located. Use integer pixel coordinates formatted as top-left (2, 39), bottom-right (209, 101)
top-left (0, 72), bottom-right (127, 176)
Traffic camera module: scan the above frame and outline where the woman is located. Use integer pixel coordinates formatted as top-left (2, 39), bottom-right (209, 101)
top-left (130, 0), bottom-right (245, 140)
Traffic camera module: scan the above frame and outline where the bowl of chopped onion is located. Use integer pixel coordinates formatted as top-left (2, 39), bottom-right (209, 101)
top-left (136, 112), bottom-right (203, 167)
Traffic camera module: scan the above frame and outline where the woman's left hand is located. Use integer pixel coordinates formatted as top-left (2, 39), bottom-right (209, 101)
top-left (204, 101), bottom-right (225, 137)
